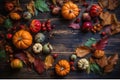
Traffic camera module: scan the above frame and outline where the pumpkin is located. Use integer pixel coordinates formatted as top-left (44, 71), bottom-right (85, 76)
top-left (13, 30), bottom-right (32, 49)
top-left (89, 4), bottom-right (102, 17)
top-left (61, 1), bottom-right (80, 20)
top-left (77, 58), bottom-right (89, 70)
top-left (10, 12), bottom-right (21, 20)
top-left (55, 59), bottom-right (70, 76)
top-left (33, 43), bottom-right (43, 54)
top-left (93, 50), bottom-right (105, 58)
top-left (35, 33), bottom-right (45, 43)
top-left (30, 19), bottom-right (41, 33)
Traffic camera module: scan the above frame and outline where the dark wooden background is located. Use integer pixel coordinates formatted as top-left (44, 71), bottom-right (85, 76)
top-left (0, 0), bottom-right (120, 79)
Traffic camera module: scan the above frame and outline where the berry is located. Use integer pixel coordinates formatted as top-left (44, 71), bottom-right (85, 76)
top-left (83, 2), bottom-right (89, 8)
top-left (52, 53), bottom-right (58, 59)
top-left (75, 18), bottom-right (80, 23)
top-left (101, 32), bottom-right (106, 36)
top-left (69, 61), bottom-right (74, 66)
top-left (6, 33), bottom-right (12, 39)
top-left (71, 66), bottom-right (76, 71)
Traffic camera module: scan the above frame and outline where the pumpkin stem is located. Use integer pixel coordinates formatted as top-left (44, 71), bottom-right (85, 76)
top-left (60, 67), bottom-right (64, 71)
top-left (69, 10), bottom-right (73, 13)
top-left (18, 37), bottom-right (22, 41)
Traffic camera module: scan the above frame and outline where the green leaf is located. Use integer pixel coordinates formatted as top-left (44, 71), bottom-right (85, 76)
top-left (34, 0), bottom-right (50, 12)
top-left (90, 63), bottom-right (102, 75)
top-left (4, 18), bottom-right (13, 29)
top-left (84, 38), bottom-right (97, 47)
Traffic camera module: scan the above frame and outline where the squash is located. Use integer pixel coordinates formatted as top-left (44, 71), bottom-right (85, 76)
top-left (55, 59), bottom-right (70, 76)
top-left (35, 33), bottom-right (45, 43)
top-left (10, 12), bottom-right (21, 20)
top-left (77, 58), bottom-right (89, 70)
top-left (11, 59), bottom-right (23, 69)
top-left (61, 1), bottom-right (80, 20)
top-left (33, 43), bottom-right (43, 54)
top-left (89, 4), bottom-right (102, 17)
top-left (13, 30), bottom-right (32, 49)
top-left (30, 19), bottom-right (41, 33)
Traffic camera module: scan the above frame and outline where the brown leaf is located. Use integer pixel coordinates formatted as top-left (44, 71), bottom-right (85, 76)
top-left (75, 46), bottom-right (91, 57)
top-left (24, 51), bottom-right (35, 63)
top-left (108, 53), bottom-right (119, 65)
top-left (27, 0), bottom-right (35, 16)
top-left (95, 56), bottom-right (108, 68)
top-left (93, 36), bottom-right (108, 50)
top-left (107, 0), bottom-right (119, 10)
top-left (98, 0), bottom-right (109, 9)
top-left (44, 55), bottom-right (54, 70)
top-left (104, 64), bottom-right (114, 73)
top-left (34, 58), bottom-right (45, 74)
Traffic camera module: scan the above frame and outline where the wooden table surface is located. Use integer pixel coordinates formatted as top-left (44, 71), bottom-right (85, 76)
top-left (0, 0), bottom-right (120, 79)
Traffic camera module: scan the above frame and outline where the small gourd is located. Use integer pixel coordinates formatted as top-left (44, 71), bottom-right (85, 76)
top-left (70, 54), bottom-right (77, 61)
top-left (35, 33), bottom-right (45, 43)
top-left (93, 50), bottom-right (105, 58)
top-left (23, 11), bottom-right (32, 20)
top-left (33, 43), bottom-right (43, 54)
top-left (42, 43), bottom-right (53, 54)
top-left (77, 58), bottom-right (89, 70)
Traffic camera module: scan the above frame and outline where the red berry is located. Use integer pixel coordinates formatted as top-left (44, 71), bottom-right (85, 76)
top-left (52, 53), bottom-right (58, 59)
top-left (101, 32), bottom-right (106, 36)
top-left (50, 5), bottom-right (54, 10)
top-left (6, 33), bottom-right (12, 39)
top-left (42, 27), bottom-right (47, 31)
top-left (47, 27), bottom-right (52, 31)
top-left (69, 61), bottom-right (74, 66)
top-left (20, 25), bottom-right (25, 29)
top-left (71, 66), bottom-right (76, 71)
top-left (46, 23), bottom-right (51, 28)
top-left (46, 19), bottom-right (51, 24)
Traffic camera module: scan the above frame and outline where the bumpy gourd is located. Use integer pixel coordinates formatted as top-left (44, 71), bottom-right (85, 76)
top-left (77, 58), bottom-right (89, 70)
top-left (35, 33), bottom-right (45, 43)
top-left (33, 43), bottom-right (43, 54)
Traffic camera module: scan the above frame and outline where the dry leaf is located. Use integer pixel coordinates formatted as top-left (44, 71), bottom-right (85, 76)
top-left (107, 0), bottom-right (119, 10)
top-left (95, 56), bottom-right (108, 68)
top-left (27, 0), bottom-right (35, 16)
top-left (24, 51), bottom-right (35, 63)
top-left (100, 12), bottom-right (114, 26)
top-left (107, 53), bottom-right (119, 65)
top-left (98, 0), bottom-right (109, 9)
top-left (104, 64), bottom-right (114, 73)
top-left (44, 55), bottom-right (54, 70)
top-left (75, 46), bottom-right (91, 57)
top-left (69, 23), bottom-right (81, 30)
top-left (34, 58), bottom-right (45, 74)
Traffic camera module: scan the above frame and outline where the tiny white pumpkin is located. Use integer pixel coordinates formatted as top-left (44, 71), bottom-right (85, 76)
top-left (33, 43), bottom-right (43, 54)
top-left (77, 58), bottom-right (89, 70)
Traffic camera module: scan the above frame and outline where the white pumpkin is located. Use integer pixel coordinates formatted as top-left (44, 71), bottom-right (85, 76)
top-left (77, 58), bottom-right (89, 70)
top-left (33, 43), bottom-right (43, 54)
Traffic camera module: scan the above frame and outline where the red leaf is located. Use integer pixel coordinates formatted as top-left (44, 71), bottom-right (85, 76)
top-left (33, 58), bottom-right (45, 74)
top-left (93, 37), bottom-right (108, 50)
top-left (69, 23), bottom-right (80, 29)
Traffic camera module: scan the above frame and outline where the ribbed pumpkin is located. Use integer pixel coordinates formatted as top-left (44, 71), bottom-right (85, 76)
top-left (61, 1), bottom-right (80, 20)
top-left (89, 4), bottom-right (102, 17)
top-left (10, 12), bottom-right (21, 20)
top-left (55, 59), bottom-right (70, 76)
top-left (13, 30), bottom-right (32, 49)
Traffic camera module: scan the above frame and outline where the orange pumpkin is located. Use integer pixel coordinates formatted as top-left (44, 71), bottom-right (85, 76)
top-left (10, 12), bottom-right (21, 20)
top-left (61, 1), bottom-right (80, 20)
top-left (13, 30), bottom-right (32, 49)
top-left (55, 59), bottom-right (70, 76)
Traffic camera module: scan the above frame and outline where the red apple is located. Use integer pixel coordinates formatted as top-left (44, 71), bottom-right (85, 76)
top-left (82, 22), bottom-right (93, 32)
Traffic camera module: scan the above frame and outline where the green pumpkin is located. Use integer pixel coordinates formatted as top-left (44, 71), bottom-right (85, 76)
top-left (35, 33), bottom-right (45, 43)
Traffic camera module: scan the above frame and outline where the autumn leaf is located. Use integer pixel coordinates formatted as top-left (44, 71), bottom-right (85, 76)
top-left (69, 23), bottom-right (81, 30)
top-left (44, 55), bottom-right (54, 70)
top-left (33, 58), bottom-right (45, 74)
top-left (93, 37), bottom-right (108, 50)
top-left (75, 46), bottom-right (91, 58)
